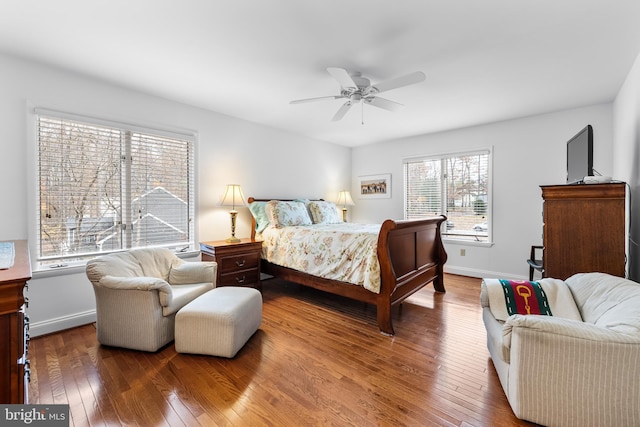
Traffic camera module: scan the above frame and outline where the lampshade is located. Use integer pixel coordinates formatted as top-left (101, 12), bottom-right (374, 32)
top-left (220, 184), bottom-right (246, 210)
top-left (336, 190), bottom-right (355, 207)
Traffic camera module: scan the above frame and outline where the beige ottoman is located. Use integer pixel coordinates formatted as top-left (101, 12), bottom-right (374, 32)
top-left (175, 286), bottom-right (262, 358)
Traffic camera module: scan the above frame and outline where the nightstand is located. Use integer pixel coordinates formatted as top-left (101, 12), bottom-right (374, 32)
top-left (200, 239), bottom-right (262, 290)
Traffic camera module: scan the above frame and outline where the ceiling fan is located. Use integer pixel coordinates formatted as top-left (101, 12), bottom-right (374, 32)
top-left (290, 67), bottom-right (426, 121)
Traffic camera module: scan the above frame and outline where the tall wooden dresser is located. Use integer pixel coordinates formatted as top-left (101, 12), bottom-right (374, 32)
top-left (0, 240), bottom-right (31, 404)
top-left (541, 183), bottom-right (626, 280)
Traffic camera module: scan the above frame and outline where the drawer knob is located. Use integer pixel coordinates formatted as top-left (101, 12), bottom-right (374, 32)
top-left (235, 259), bottom-right (246, 267)
top-left (235, 275), bottom-right (246, 284)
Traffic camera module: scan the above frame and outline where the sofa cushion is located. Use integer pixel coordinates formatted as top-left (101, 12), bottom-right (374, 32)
top-left (566, 272), bottom-right (640, 336)
top-left (163, 282), bottom-right (213, 316)
top-left (129, 248), bottom-right (176, 280)
top-left (169, 260), bottom-right (216, 285)
top-left (86, 251), bottom-right (145, 282)
top-left (86, 248), bottom-right (177, 283)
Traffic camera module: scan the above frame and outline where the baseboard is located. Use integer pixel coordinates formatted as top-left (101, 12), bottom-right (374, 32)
top-left (444, 265), bottom-right (526, 281)
top-left (29, 310), bottom-right (96, 338)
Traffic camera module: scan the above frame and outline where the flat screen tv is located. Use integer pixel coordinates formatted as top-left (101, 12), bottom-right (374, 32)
top-left (566, 125), bottom-right (593, 184)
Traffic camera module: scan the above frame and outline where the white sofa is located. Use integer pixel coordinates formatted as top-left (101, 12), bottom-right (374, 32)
top-left (481, 272), bottom-right (640, 427)
top-left (86, 248), bottom-right (217, 352)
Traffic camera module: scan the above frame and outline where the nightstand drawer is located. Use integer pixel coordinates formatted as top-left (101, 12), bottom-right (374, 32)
top-left (200, 239), bottom-right (263, 290)
top-left (217, 252), bottom-right (260, 274)
top-left (219, 268), bottom-right (260, 287)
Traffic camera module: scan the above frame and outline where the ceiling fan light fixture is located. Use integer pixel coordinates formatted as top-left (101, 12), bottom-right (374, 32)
top-left (290, 67), bottom-right (425, 121)
top-left (349, 73), bottom-right (370, 90)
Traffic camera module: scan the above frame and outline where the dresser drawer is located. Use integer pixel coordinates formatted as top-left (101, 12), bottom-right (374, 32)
top-left (217, 251), bottom-right (260, 274)
top-left (219, 268), bottom-right (261, 287)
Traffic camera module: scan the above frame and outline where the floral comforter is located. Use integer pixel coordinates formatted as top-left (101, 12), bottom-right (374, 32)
top-left (260, 223), bottom-right (382, 293)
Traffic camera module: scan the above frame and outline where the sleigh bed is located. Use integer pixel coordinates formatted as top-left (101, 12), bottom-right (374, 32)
top-left (248, 197), bottom-right (448, 335)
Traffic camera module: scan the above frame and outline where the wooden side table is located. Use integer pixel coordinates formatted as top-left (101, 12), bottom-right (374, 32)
top-left (200, 239), bottom-right (262, 290)
top-left (0, 240), bottom-right (31, 404)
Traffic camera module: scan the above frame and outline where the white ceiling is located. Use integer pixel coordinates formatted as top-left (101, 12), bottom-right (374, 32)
top-left (2, 1), bottom-right (640, 147)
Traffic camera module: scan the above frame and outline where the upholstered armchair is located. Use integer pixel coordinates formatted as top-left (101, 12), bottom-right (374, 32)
top-left (86, 248), bottom-right (217, 352)
top-left (481, 273), bottom-right (640, 427)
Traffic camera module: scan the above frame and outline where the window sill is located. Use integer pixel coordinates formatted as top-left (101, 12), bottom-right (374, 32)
top-left (33, 263), bottom-right (87, 279)
top-left (32, 249), bottom-right (202, 279)
top-left (443, 238), bottom-right (494, 248)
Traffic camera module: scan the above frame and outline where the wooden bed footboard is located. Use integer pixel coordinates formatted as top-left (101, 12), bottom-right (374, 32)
top-left (375, 217), bottom-right (448, 334)
top-left (248, 197), bottom-right (447, 335)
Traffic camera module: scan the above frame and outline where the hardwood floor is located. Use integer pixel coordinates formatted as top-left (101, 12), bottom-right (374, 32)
top-left (28, 274), bottom-right (537, 426)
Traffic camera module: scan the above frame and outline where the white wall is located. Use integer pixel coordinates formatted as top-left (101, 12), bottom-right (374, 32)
top-left (0, 53), bottom-right (351, 336)
top-left (613, 50), bottom-right (640, 280)
top-left (351, 104), bottom-right (614, 279)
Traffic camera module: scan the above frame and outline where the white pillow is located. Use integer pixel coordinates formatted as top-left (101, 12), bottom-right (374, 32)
top-left (308, 201), bottom-right (342, 224)
top-left (265, 200), bottom-right (312, 228)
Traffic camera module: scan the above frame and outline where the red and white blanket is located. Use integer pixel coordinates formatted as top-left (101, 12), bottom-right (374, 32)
top-left (483, 278), bottom-right (583, 321)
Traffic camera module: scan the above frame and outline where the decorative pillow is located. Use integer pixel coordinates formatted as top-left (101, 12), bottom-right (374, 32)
top-left (264, 200), bottom-right (312, 228)
top-left (482, 278), bottom-right (582, 322)
top-left (308, 201), bottom-right (342, 224)
top-left (248, 201), bottom-right (269, 233)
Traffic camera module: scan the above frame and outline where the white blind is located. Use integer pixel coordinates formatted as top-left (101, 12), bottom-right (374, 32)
top-left (37, 115), bottom-right (195, 264)
top-left (404, 150), bottom-right (490, 242)
top-left (404, 157), bottom-right (442, 219)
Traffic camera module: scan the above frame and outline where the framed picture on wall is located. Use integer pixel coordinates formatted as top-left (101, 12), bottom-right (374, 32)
top-left (358, 173), bottom-right (391, 199)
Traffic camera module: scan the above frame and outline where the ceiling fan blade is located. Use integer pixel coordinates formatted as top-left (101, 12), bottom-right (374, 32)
top-left (365, 96), bottom-right (404, 112)
top-left (331, 101), bottom-right (353, 121)
top-left (290, 95), bottom-right (343, 104)
top-left (370, 71), bottom-right (426, 94)
top-left (327, 67), bottom-right (358, 89)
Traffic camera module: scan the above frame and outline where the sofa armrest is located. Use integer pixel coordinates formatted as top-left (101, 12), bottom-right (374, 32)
top-left (496, 314), bottom-right (640, 363)
top-left (502, 314), bottom-right (640, 426)
top-left (97, 275), bottom-right (173, 307)
top-left (169, 260), bottom-right (217, 286)
top-left (504, 314), bottom-right (640, 347)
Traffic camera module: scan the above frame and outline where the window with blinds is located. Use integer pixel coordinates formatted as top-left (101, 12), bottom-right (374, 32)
top-left (404, 150), bottom-right (491, 242)
top-left (37, 114), bottom-right (195, 265)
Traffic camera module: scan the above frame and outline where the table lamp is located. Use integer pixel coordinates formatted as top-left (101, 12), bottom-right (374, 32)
top-left (221, 184), bottom-right (246, 243)
top-left (336, 190), bottom-right (355, 222)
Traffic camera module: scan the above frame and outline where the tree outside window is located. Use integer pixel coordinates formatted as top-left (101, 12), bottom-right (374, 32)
top-left (37, 115), bottom-right (195, 265)
top-left (404, 150), bottom-right (491, 242)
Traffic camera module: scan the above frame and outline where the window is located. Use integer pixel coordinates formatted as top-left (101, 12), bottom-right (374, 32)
top-left (404, 149), bottom-right (491, 243)
top-left (36, 112), bottom-right (195, 266)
